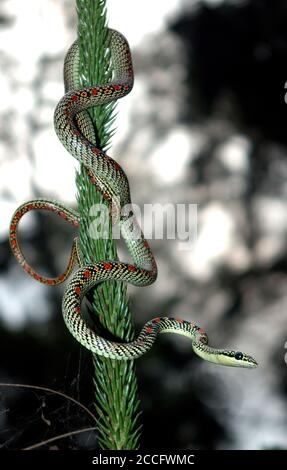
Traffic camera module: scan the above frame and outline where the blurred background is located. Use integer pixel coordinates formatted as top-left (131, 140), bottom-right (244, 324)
top-left (1, 0), bottom-right (287, 450)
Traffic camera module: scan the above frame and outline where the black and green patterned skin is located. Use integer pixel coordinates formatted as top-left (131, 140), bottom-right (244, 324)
top-left (54, 29), bottom-right (134, 210)
top-left (9, 29), bottom-right (258, 368)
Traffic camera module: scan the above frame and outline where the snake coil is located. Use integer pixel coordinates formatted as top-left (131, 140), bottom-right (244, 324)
top-left (9, 30), bottom-right (257, 368)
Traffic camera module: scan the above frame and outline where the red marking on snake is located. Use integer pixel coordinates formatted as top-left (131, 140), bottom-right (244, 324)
top-left (114, 85), bottom-right (121, 91)
top-left (84, 269), bottom-right (92, 278)
top-left (198, 328), bottom-right (205, 334)
top-left (128, 265), bottom-right (136, 272)
top-left (75, 306), bottom-right (81, 314)
top-left (71, 95), bottom-right (78, 102)
top-left (146, 327), bottom-right (153, 334)
top-left (176, 318), bottom-right (184, 323)
top-left (91, 88), bottom-right (98, 95)
top-left (74, 286), bottom-right (81, 295)
top-left (114, 162), bottom-right (121, 171)
top-left (92, 147), bottom-right (100, 154)
top-left (10, 224), bottom-right (16, 232)
top-left (46, 279), bottom-right (55, 286)
top-left (103, 263), bottom-right (113, 270)
top-left (152, 317), bottom-right (161, 323)
top-left (34, 274), bottom-right (41, 281)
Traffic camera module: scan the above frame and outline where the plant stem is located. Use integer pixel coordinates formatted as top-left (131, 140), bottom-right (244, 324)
top-left (75, 0), bottom-right (141, 449)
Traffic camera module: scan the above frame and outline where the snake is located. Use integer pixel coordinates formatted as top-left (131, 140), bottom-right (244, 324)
top-left (9, 29), bottom-right (258, 368)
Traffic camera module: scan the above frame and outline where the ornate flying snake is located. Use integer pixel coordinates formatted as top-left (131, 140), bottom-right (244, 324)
top-left (9, 29), bottom-right (257, 368)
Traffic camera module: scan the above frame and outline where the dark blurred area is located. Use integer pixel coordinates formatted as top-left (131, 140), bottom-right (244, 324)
top-left (1, 0), bottom-right (287, 450)
top-left (176, 0), bottom-right (287, 143)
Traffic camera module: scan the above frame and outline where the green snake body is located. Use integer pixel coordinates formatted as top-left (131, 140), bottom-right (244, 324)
top-left (9, 30), bottom-right (257, 368)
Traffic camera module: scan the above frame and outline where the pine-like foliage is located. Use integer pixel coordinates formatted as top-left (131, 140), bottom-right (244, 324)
top-left (75, 0), bottom-right (141, 449)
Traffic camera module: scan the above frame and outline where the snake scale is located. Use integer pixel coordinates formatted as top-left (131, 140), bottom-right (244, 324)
top-left (9, 29), bottom-right (257, 368)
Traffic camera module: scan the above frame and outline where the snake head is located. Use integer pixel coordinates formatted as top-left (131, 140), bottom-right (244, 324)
top-left (220, 350), bottom-right (258, 368)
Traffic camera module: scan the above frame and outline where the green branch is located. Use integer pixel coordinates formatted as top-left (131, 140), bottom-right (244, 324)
top-left (75, 0), bottom-right (141, 449)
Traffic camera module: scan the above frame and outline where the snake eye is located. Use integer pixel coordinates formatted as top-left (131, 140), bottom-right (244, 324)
top-left (234, 351), bottom-right (243, 360)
